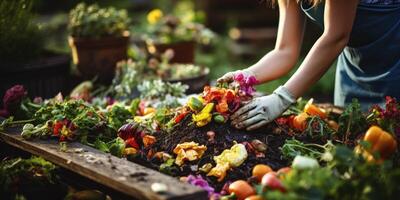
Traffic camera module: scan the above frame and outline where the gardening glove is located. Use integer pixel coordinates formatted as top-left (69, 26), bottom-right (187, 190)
top-left (230, 86), bottom-right (296, 131)
top-left (217, 69), bottom-right (255, 83)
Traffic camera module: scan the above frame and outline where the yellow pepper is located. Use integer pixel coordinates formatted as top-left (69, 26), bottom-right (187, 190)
top-left (192, 103), bottom-right (214, 127)
top-left (124, 147), bottom-right (138, 156)
top-left (356, 126), bottom-right (397, 162)
top-left (207, 143), bottom-right (248, 181)
top-left (173, 142), bottom-right (207, 166)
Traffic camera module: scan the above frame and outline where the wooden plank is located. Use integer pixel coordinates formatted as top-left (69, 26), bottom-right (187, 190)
top-left (316, 103), bottom-right (344, 116)
top-left (0, 127), bottom-right (207, 200)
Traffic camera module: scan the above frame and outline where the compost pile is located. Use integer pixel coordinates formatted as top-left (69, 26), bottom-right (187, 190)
top-left (151, 113), bottom-right (289, 190)
top-left (1, 73), bottom-right (400, 200)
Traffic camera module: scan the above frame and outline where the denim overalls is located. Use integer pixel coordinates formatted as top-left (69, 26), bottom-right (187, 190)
top-left (301, 1), bottom-right (400, 110)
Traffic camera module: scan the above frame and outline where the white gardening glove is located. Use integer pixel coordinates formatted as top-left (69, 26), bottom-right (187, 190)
top-left (217, 69), bottom-right (254, 83)
top-left (230, 86), bottom-right (296, 131)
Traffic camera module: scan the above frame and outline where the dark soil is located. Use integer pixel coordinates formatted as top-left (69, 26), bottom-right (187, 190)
top-left (143, 115), bottom-right (294, 190)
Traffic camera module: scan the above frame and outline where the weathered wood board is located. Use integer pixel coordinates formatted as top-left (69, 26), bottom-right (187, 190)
top-left (0, 127), bottom-right (207, 200)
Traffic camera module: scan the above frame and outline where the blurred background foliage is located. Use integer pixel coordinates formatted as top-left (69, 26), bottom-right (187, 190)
top-left (30, 0), bottom-right (335, 101)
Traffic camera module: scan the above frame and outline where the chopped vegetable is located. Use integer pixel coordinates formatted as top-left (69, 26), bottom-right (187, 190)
top-left (303, 99), bottom-right (327, 119)
top-left (291, 155), bottom-right (319, 170)
top-left (173, 142), bottom-right (207, 166)
top-left (228, 180), bottom-right (255, 200)
top-left (188, 96), bottom-right (204, 112)
top-left (192, 103), bottom-right (214, 127)
top-left (261, 172), bottom-right (286, 192)
top-left (213, 114), bottom-right (226, 124)
top-left (208, 143), bottom-right (248, 181)
top-left (252, 164), bottom-right (273, 182)
top-left (289, 112), bottom-right (308, 131)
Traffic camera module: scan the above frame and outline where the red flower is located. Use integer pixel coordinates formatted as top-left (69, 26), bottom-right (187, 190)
top-left (53, 121), bottom-right (64, 136)
top-left (125, 137), bottom-right (140, 149)
top-left (2, 85), bottom-right (27, 114)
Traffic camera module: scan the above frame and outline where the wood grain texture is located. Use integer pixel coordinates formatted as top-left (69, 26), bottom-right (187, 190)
top-left (0, 127), bottom-right (207, 200)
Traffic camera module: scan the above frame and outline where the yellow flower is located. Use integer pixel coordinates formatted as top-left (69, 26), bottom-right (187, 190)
top-left (173, 142), bottom-right (207, 166)
top-left (207, 143), bottom-right (248, 181)
top-left (147, 9), bottom-right (163, 24)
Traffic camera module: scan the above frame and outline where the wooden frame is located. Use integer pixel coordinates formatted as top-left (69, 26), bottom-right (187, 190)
top-left (0, 127), bottom-right (207, 200)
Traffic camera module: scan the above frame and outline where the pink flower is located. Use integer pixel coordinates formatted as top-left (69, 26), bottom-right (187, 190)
top-left (233, 73), bottom-right (259, 96)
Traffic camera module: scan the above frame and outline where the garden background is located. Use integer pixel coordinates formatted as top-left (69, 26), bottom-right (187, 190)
top-left (2, 0), bottom-right (336, 101)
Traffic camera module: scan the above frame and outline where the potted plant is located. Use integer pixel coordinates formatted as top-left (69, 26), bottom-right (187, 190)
top-left (109, 50), bottom-right (209, 96)
top-left (0, 0), bottom-right (70, 99)
top-left (68, 3), bottom-right (130, 83)
top-left (142, 9), bottom-right (215, 64)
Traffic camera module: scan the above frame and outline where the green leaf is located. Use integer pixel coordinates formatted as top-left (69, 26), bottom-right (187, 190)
top-left (94, 138), bottom-right (109, 153)
top-left (109, 137), bottom-right (125, 157)
top-left (337, 99), bottom-right (368, 140)
top-left (129, 98), bottom-right (141, 115)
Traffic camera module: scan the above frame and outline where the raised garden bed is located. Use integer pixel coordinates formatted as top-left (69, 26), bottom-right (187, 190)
top-left (0, 126), bottom-right (207, 200)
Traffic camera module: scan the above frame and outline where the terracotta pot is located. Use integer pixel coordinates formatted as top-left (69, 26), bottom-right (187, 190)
top-left (68, 33), bottom-right (129, 83)
top-left (0, 53), bottom-right (70, 99)
top-left (154, 41), bottom-right (195, 64)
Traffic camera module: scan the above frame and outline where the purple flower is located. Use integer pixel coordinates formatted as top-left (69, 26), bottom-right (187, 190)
top-left (2, 85), bottom-right (27, 114)
top-left (186, 175), bottom-right (217, 197)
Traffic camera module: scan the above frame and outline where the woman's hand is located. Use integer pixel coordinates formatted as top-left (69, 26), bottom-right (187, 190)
top-left (217, 69), bottom-right (254, 84)
top-left (230, 86), bottom-right (296, 131)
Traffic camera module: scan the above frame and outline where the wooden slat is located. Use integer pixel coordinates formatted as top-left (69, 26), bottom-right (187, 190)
top-left (0, 127), bottom-right (207, 200)
top-left (316, 103), bottom-right (344, 116)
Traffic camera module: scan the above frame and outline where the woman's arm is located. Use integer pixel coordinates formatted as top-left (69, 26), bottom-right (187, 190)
top-left (284, 0), bottom-right (359, 98)
top-left (247, 0), bottom-right (305, 83)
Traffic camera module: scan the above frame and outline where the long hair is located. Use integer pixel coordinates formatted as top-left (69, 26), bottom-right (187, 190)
top-left (262, 0), bottom-right (321, 6)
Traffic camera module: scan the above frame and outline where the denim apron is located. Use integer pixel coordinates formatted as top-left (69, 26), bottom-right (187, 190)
top-left (301, 1), bottom-right (400, 110)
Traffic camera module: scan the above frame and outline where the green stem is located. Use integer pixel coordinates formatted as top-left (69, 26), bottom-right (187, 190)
top-left (10, 119), bottom-right (35, 124)
top-left (31, 124), bottom-right (48, 134)
top-left (26, 102), bottom-right (41, 109)
top-left (286, 144), bottom-right (323, 156)
top-left (304, 143), bottom-right (328, 150)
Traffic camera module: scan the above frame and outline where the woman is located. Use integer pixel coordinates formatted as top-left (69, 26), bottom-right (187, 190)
top-left (219, 0), bottom-right (400, 131)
